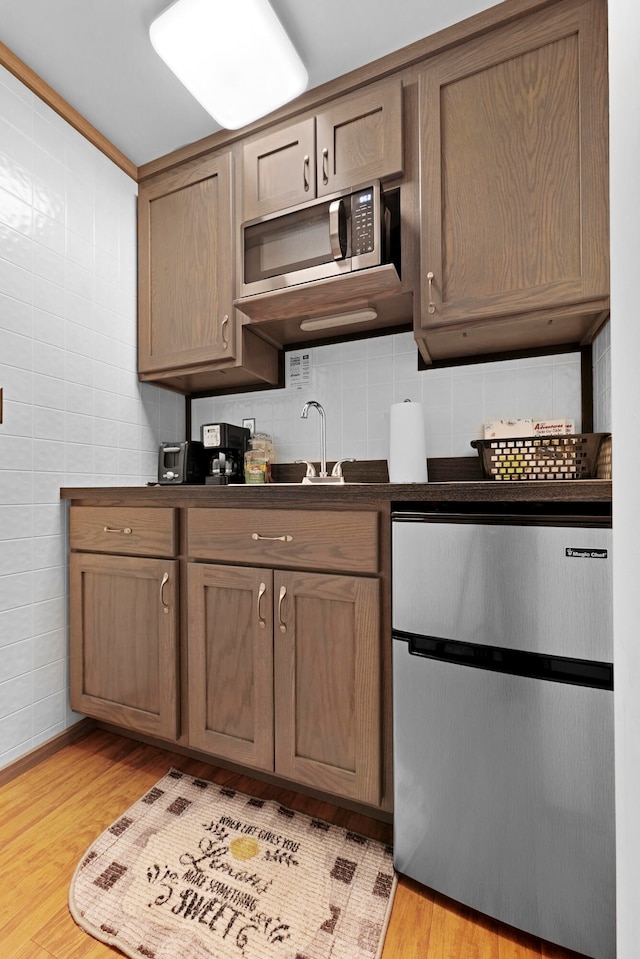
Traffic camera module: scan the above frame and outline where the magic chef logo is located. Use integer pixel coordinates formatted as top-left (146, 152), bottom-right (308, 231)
top-left (566, 547), bottom-right (608, 559)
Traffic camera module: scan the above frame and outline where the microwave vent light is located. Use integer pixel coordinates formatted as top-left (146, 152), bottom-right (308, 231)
top-left (299, 309), bottom-right (378, 332)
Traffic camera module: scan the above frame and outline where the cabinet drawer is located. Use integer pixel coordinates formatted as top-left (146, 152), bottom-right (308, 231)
top-left (187, 508), bottom-right (378, 573)
top-left (70, 507), bottom-right (177, 557)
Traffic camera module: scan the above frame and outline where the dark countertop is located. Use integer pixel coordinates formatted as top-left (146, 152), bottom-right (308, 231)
top-left (60, 456), bottom-right (611, 508)
top-left (60, 478), bottom-right (612, 507)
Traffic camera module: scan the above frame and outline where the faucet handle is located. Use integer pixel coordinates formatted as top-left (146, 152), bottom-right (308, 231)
top-left (295, 459), bottom-right (317, 478)
top-left (331, 458), bottom-right (356, 478)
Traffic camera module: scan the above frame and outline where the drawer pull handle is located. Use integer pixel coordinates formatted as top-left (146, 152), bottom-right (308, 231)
top-left (221, 314), bottom-right (229, 350)
top-left (251, 532), bottom-right (293, 543)
top-left (257, 581), bottom-right (267, 629)
top-left (277, 585), bottom-right (287, 633)
top-left (160, 571), bottom-right (170, 614)
top-left (322, 146), bottom-right (329, 185)
top-left (103, 526), bottom-right (132, 535)
top-left (303, 154), bottom-right (310, 192)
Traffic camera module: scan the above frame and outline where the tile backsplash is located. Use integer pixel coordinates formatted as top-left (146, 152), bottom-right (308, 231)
top-left (192, 330), bottom-right (610, 467)
top-left (0, 65), bottom-right (183, 768)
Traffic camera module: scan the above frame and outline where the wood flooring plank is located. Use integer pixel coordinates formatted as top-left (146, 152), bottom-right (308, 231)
top-left (381, 876), bottom-right (435, 957)
top-left (0, 749), bottom-right (181, 954)
top-left (33, 902), bottom-right (117, 959)
top-left (7, 942), bottom-right (59, 959)
top-left (426, 894), bottom-right (501, 959)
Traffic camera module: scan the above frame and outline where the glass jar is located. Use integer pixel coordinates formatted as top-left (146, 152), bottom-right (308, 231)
top-left (244, 434), bottom-right (274, 484)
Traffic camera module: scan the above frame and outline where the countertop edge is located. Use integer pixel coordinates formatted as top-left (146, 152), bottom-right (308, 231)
top-left (60, 479), bottom-right (612, 506)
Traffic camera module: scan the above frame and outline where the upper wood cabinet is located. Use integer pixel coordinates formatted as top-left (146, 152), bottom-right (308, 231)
top-left (138, 152), bottom-right (280, 393)
top-left (416, 0), bottom-right (609, 363)
top-left (138, 152), bottom-right (236, 374)
top-left (242, 77), bottom-right (403, 220)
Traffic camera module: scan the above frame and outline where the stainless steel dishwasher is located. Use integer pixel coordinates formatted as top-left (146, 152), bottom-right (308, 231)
top-left (392, 507), bottom-right (615, 959)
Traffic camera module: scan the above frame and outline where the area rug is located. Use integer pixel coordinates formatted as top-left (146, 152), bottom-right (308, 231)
top-left (69, 769), bottom-right (396, 959)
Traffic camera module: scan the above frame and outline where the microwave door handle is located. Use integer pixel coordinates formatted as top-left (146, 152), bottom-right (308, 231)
top-left (383, 204), bottom-right (391, 261)
top-left (329, 199), bottom-right (347, 260)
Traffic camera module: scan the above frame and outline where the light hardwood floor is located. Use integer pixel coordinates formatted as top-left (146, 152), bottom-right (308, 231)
top-left (0, 729), bottom-right (587, 959)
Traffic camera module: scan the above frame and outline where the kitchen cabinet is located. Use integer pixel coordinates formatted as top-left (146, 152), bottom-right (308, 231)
top-left (187, 507), bottom-right (381, 806)
top-left (242, 77), bottom-right (403, 220)
top-left (138, 151), bottom-right (279, 393)
top-left (69, 507), bottom-right (179, 739)
top-left (416, 0), bottom-right (609, 363)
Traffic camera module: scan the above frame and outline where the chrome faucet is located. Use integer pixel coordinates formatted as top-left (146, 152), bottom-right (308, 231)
top-left (300, 400), bottom-right (328, 477)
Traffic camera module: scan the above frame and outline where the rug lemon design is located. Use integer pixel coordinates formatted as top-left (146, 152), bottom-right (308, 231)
top-left (69, 769), bottom-right (397, 959)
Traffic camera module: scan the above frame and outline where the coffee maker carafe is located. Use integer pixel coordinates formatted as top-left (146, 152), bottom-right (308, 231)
top-left (201, 423), bottom-right (250, 485)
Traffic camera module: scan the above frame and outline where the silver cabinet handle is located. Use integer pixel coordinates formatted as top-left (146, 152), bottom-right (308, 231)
top-left (221, 314), bottom-right (229, 349)
top-left (277, 585), bottom-right (287, 633)
top-left (251, 532), bottom-right (293, 543)
top-left (427, 271), bottom-right (436, 314)
top-left (257, 581), bottom-right (267, 629)
top-left (103, 526), bottom-right (132, 535)
top-left (303, 154), bottom-right (310, 192)
top-left (322, 146), bottom-right (329, 185)
top-left (160, 571), bottom-right (170, 614)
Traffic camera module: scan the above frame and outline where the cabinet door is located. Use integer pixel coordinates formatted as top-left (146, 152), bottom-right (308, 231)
top-left (188, 563), bottom-right (275, 770)
top-left (69, 553), bottom-right (178, 739)
top-left (316, 77), bottom-right (403, 197)
top-left (242, 119), bottom-right (315, 220)
top-left (138, 152), bottom-right (236, 373)
top-left (274, 570), bottom-right (381, 806)
top-left (419, 0), bottom-right (608, 334)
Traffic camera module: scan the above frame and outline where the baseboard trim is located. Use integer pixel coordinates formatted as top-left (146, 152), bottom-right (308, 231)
top-left (0, 718), bottom-right (97, 787)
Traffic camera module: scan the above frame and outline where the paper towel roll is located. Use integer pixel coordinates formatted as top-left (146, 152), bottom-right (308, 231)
top-left (388, 400), bottom-right (428, 483)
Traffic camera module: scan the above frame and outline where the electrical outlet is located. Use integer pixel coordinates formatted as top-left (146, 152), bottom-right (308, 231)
top-left (243, 417), bottom-right (256, 436)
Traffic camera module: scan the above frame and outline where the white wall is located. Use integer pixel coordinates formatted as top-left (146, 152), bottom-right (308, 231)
top-left (0, 65), bottom-right (184, 769)
top-left (192, 338), bottom-right (596, 463)
top-left (609, 1), bottom-right (640, 956)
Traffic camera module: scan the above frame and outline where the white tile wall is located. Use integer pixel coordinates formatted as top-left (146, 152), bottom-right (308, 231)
top-left (0, 66), bottom-right (184, 770)
top-left (192, 330), bottom-right (611, 465)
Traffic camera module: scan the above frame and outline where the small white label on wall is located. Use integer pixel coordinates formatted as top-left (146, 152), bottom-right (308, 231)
top-left (286, 350), bottom-right (312, 392)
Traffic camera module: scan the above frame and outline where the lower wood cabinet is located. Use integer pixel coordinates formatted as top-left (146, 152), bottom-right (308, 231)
top-left (187, 562), bottom-right (381, 806)
top-left (69, 552), bottom-right (179, 739)
top-left (67, 502), bottom-right (384, 810)
top-left (68, 505), bottom-right (179, 740)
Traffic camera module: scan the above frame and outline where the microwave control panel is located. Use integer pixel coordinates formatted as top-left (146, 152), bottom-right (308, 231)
top-left (351, 190), bottom-right (375, 255)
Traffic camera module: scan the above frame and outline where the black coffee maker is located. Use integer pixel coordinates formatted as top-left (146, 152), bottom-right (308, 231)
top-left (201, 422), bottom-right (250, 485)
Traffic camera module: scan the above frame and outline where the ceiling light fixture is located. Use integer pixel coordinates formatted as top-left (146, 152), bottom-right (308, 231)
top-left (149, 0), bottom-right (308, 131)
top-left (299, 309), bottom-right (378, 333)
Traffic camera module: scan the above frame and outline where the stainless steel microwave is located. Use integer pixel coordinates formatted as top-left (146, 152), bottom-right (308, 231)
top-left (241, 181), bottom-right (395, 297)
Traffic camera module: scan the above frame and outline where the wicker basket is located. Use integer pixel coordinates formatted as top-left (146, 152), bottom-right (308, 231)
top-left (471, 433), bottom-right (611, 481)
